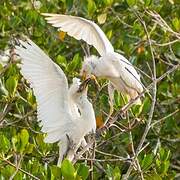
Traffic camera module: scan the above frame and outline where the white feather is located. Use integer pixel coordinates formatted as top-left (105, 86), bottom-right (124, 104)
top-left (15, 38), bottom-right (96, 164)
top-left (15, 38), bottom-right (73, 143)
top-left (42, 13), bottom-right (114, 56)
top-left (42, 13), bottom-right (143, 104)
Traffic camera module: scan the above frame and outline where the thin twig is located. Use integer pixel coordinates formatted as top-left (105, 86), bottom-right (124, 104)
top-left (152, 39), bottom-right (180, 47)
top-left (78, 157), bottom-right (131, 162)
top-left (0, 156), bottom-right (40, 180)
top-left (9, 154), bottom-right (23, 180)
top-left (95, 149), bottom-right (126, 159)
top-left (90, 139), bottom-right (96, 180)
top-left (151, 109), bottom-right (180, 127)
top-left (0, 101), bottom-right (13, 125)
top-left (146, 10), bottom-right (180, 39)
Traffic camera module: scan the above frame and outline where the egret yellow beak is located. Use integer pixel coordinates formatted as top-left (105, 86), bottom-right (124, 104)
top-left (78, 75), bottom-right (100, 92)
top-left (78, 78), bottom-right (91, 93)
top-left (90, 75), bottom-right (100, 89)
top-left (82, 71), bottom-right (87, 80)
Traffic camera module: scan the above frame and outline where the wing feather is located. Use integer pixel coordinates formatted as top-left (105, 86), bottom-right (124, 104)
top-left (15, 38), bottom-right (73, 143)
top-left (42, 13), bottom-right (114, 56)
top-left (111, 53), bottom-right (143, 94)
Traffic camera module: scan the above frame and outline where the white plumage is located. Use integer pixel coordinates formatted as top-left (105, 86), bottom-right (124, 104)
top-left (15, 38), bottom-right (96, 164)
top-left (42, 13), bottom-right (143, 106)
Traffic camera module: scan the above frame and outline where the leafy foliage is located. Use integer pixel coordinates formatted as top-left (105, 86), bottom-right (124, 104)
top-left (0, 0), bottom-right (179, 179)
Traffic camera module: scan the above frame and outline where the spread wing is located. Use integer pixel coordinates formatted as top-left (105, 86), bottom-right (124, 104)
top-left (42, 13), bottom-right (114, 56)
top-left (15, 38), bottom-right (73, 143)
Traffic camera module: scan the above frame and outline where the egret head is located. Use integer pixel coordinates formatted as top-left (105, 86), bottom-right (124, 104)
top-left (80, 55), bottom-right (99, 79)
top-left (69, 78), bottom-right (89, 101)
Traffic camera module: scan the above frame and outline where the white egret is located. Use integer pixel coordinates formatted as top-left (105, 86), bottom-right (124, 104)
top-left (42, 13), bottom-right (144, 109)
top-left (15, 38), bottom-right (96, 165)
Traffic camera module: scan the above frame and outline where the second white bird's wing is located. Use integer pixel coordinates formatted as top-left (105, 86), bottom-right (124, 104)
top-left (42, 13), bottom-right (114, 56)
top-left (111, 53), bottom-right (143, 94)
top-left (15, 38), bottom-right (73, 143)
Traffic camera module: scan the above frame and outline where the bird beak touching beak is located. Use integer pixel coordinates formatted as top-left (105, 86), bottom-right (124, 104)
top-left (78, 78), bottom-right (91, 93)
top-left (78, 75), bottom-right (100, 93)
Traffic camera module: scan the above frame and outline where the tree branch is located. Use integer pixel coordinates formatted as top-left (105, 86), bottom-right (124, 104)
top-left (0, 156), bottom-right (40, 180)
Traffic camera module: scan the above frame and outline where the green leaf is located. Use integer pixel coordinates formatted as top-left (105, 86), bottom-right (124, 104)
top-left (146, 173), bottom-right (162, 180)
top-left (12, 135), bottom-right (18, 152)
top-left (66, 0), bottom-right (74, 10)
top-left (161, 161), bottom-right (170, 174)
top-left (0, 165), bottom-right (15, 178)
top-left (106, 164), bottom-right (114, 178)
top-left (20, 129), bottom-right (29, 153)
top-left (172, 42), bottom-right (180, 57)
top-left (142, 97), bottom-right (151, 114)
top-left (6, 64), bottom-right (18, 77)
top-left (5, 76), bottom-right (18, 96)
top-left (126, 0), bottom-right (136, 6)
top-left (103, 0), bottom-right (113, 6)
top-left (100, 94), bottom-right (109, 107)
top-left (61, 159), bottom-right (75, 179)
top-left (106, 30), bottom-right (113, 40)
top-left (35, 134), bottom-right (49, 153)
top-left (50, 165), bottom-right (61, 179)
top-left (56, 55), bottom-right (67, 68)
top-left (26, 10), bottom-right (39, 24)
top-left (0, 133), bottom-right (10, 153)
top-left (144, 0), bottom-right (152, 6)
top-left (97, 13), bottom-right (107, 24)
top-left (113, 167), bottom-right (121, 180)
top-left (141, 154), bottom-right (154, 170)
top-left (0, 63), bottom-right (3, 70)
top-left (159, 148), bottom-right (170, 161)
top-left (132, 104), bottom-right (143, 116)
top-left (87, 0), bottom-right (97, 17)
top-left (67, 53), bottom-right (81, 72)
top-left (157, 160), bottom-right (170, 175)
top-left (77, 163), bottom-right (89, 180)
top-left (172, 17), bottom-right (180, 31)
top-left (24, 143), bottom-right (34, 154)
top-left (27, 89), bottom-right (36, 107)
top-left (155, 148), bottom-right (171, 175)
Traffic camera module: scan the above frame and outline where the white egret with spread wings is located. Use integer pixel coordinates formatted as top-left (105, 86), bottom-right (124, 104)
top-left (42, 13), bottom-right (144, 111)
top-left (15, 38), bottom-right (96, 165)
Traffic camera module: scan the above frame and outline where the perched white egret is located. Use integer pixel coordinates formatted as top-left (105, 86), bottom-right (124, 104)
top-left (15, 38), bottom-right (96, 165)
top-left (42, 13), bottom-right (144, 109)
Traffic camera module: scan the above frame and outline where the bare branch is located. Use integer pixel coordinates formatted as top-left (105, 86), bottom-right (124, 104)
top-left (151, 109), bottom-right (180, 127)
top-left (121, 9), bottom-right (157, 179)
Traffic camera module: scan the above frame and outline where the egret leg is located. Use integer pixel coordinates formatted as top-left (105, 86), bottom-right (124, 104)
top-left (104, 82), bottom-right (115, 125)
top-left (81, 138), bottom-right (87, 148)
top-left (81, 138), bottom-right (89, 163)
top-left (66, 135), bottom-right (76, 162)
top-left (57, 138), bottom-right (68, 166)
top-left (66, 135), bottom-right (85, 162)
top-left (108, 82), bottom-right (115, 115)
top-left (66, 149), bottom-right (75, 162)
